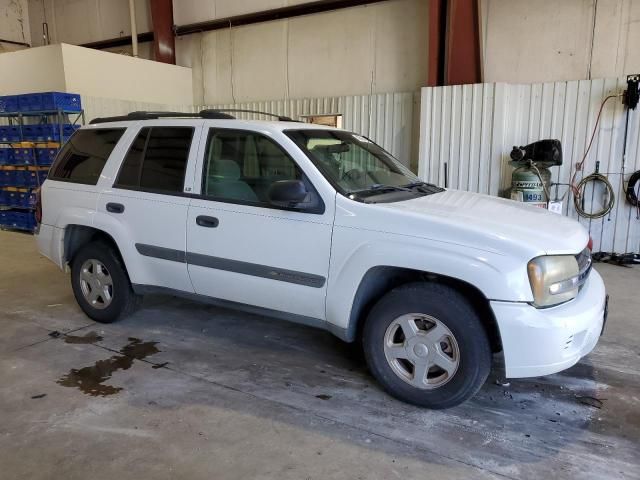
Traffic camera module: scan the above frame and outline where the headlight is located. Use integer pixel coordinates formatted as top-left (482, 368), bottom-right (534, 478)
top-left (527, 255), bottom-right (580, 307)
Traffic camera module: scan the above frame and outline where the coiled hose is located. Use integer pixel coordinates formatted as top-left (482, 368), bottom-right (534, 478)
top-left (627, 170), bottom-right (640, 207)
top-left (573, 172), bottom-right (615, 219)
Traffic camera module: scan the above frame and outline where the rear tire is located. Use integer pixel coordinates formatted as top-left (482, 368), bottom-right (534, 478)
top-left (70, 241), bottom-right (140, 323)
top-left (362, 282), bottom-right (491, 409)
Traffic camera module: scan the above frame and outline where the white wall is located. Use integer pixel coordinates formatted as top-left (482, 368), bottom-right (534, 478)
top-left (60, 44), bottom-right (193, 104)
top-left (27, 0), bottom-right (151, 49)
top-left (481, 0), bottom-right (640, 83)
top-left (0, 44), bottom-right (65, 93)
top-left (26, 0), bottom-right (428, 103)
top-left (0, 44), bottom-right (193, 105)
top-left (0, 0), bottom-right (30, 52)
top-left (177, 0), bottom-right (429, 104)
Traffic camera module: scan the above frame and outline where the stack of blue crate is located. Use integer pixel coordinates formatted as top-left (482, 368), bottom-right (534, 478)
top-left (0, 91), bottom-right (82, 232)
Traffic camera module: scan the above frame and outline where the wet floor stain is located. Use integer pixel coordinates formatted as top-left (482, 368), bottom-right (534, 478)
top-left (57, 337), bottom-right (160, 396)
top-left (64, 331), bottom-right (104, 344)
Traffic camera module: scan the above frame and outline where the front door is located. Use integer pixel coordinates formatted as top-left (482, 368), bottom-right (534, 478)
top-left (186, 127), bottom-right (334, 320)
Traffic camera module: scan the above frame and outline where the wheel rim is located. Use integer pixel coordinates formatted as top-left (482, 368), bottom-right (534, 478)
top-left (79, 259), bottom-right (113, 310)
top-left (383, 313), bottom-right (460, 390)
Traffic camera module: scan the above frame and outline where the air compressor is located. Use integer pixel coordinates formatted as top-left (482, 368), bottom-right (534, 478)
top-left (509, 139), bottom-right (562, 208)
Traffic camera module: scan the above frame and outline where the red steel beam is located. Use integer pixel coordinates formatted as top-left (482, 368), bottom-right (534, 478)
top-left (428, 0), bottom-right (482, 86)
top-left (149, 0), bottom-right (175, 64)
top-left (427, 0), bottom-right (446, 87)
top-left (445, 0), bottom-right (482, 85)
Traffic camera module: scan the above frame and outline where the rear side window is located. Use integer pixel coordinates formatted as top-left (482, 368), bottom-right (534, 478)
top-left (115, 126), bottom-right (194, 194)
top-left (49, 128), bottom-right (125, 185)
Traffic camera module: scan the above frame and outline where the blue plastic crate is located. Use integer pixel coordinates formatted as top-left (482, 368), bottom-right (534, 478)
top-left (35, 146), bottom-right (58, 165)
top-left (25, 124), bottom-right (79, 141)
top-left (11, 147), bottom-right (35, 165)
top-left (18, 92), bottom-right (82, 112)
top-left (0, 149), bottom-right (13, 165)
top-left (0, 95), bottom-right (19, 113)
top-left (27, 191), bottom-right (37, 208)
top-left (21, 170), bottom-right (48, 187)
top-left (10, 170), bottom-right (20, 186)
top-left (52, 123), bottom-right (80, 141)
top-left (16, 191), bottom-right (33, 208)
top-left (0, 190), bottom-right (32, 208)
top-left (22, 125), bottom-right (47, 142)
top-left (0, 210), bottom-right (34, 230)
top-left (16, 211), bottom-right (36, 230)
top-left (0, 126), bottom-right (20, 142)
top-left (0, 170), bottom-right (13, 187)
top-left (0, 210), bottom-right (17, 227)
top-left (4, 190), bottom-right (19, 207)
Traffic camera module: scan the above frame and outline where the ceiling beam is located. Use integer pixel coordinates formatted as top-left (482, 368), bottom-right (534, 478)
top-left (174, 0), bottom-right (388, 36)
top-left (81, 32), bottom-right (154, 50)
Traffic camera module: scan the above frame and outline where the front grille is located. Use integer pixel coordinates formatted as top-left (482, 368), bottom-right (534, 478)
top-left (575, 248), bottom-right (592, 291)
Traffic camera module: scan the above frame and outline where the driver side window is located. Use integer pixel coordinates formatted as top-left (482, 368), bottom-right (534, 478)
top-left (201, 129), bottom-right (319, 210)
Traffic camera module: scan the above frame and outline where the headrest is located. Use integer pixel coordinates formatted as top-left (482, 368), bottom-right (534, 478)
top-left (212, 159), bottom-right (241, 180)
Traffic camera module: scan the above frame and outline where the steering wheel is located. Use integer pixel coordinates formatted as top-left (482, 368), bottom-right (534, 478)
top-left (342, 169), bottom-right (364, 183)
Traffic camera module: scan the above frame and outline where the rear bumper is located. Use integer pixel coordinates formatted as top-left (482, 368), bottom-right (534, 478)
top-left (35, 223), bottom-right (65, 269)
top-left (491, 268), bottom-right (606, 378)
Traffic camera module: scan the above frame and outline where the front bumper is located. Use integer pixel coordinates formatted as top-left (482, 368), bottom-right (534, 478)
top-left (491, 268), bottom-right (606, 378)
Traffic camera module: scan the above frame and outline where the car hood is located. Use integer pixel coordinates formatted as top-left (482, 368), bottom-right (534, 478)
top-left (376, 189), bottom-right (589, 257)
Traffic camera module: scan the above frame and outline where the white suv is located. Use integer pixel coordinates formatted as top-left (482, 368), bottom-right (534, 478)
top-left (36, 110), bottom-right (607, 409)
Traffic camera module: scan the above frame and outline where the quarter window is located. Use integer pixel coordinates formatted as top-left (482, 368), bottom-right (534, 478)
top-left (201, 129), bottom-right (304, 205)
top-left (115, 127), bottom-right (194, 193)
top-left (49, 128), bottom-right (125, 185)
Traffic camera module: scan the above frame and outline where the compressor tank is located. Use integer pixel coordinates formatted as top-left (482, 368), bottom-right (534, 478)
top-left (510, 165), bottom-right (551, 208)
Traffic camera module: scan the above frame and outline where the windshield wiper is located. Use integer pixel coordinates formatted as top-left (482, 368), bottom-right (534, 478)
top-left (352, 184), bottom-right (413, 195)
top-left (402, 181), bottom-right (446, 193)
top-left (402, 181), bottom-right (430, 188)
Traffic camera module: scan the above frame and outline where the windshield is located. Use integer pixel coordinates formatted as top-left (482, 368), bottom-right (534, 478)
top-left (285, 129), bottom-right (424, 197)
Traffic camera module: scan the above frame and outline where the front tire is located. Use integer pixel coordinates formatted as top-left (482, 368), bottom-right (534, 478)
top-left (363, 282), bottom-right (491, 409)
top-left (70, 241), bottom-right (140, 323)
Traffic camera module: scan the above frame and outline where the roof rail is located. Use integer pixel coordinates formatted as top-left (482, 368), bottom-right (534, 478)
top-left (200, 109), bottom-right (297, 122)
top-left (89, 110), bottom-right (233, 124)
top-left (89, 109), bottom-right (300, 125)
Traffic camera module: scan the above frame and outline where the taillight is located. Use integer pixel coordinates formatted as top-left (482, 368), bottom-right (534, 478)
top-left (587, 236), bottom-right (593, 251)
top-left (35, 189), bottom-right (42, 224)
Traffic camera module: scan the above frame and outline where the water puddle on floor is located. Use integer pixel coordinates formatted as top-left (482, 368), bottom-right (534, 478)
top-left (63, 331), bottom-right (104, 344)
top-left (57, 337), bottom-right (160, 396)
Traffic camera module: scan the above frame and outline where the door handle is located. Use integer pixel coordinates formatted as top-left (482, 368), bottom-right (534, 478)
top-left (196, 215), bottom-right (219, 228)
top-left (106, 202), bottom-right (125, 214)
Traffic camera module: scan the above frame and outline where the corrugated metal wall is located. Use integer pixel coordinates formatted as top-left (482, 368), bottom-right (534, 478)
top-left (80, 92), bottom-right (418, 168)
top-left (199, 92), bottom-right (418, 167)
top-left (418, 78), bottom-right (640, 254)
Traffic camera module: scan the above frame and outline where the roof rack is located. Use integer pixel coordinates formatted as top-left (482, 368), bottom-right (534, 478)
top-left (201, 109), bottom-right (295, 122)
top-left (89, 109), bottom-right (298, 125)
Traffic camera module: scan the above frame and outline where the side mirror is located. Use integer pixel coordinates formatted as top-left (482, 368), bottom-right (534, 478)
top-left (267, 180), bottom-right (309, 208)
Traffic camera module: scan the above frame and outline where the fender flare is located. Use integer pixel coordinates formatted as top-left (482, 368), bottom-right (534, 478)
top-left (326, 238), bottom-right (530, 341)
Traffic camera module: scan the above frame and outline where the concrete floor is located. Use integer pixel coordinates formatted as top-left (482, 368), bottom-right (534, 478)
top-left (0, 230), bottom-right (638, 480)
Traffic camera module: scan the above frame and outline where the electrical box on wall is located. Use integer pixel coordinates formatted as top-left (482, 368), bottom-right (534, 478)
top-left (624, 75), bottom-right (639, 110)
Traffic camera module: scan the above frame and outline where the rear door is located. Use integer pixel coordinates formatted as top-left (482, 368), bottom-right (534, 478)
top-left (185, 127), bottom-right (335, 320)
top-left (95, 122), bottom-right (202, 293)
